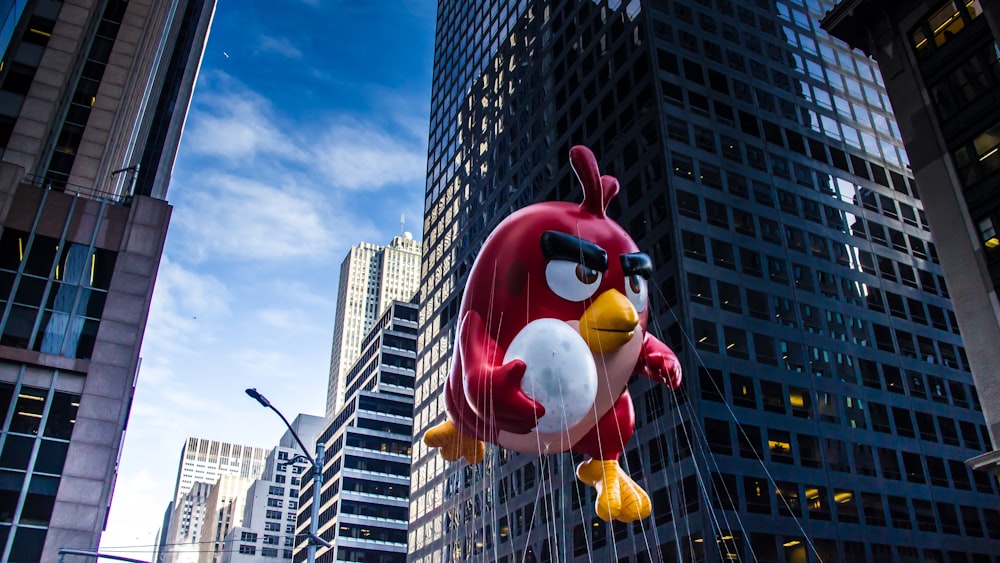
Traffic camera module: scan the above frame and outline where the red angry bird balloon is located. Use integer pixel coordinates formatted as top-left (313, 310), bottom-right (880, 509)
top-left (424, 145), bottom-right (682, 522)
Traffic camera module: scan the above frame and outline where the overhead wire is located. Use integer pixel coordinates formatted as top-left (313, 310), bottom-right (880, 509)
top-left (651, 314), bottom-right (759, 563)
top-left (653, 281), bottom-right (825, 563)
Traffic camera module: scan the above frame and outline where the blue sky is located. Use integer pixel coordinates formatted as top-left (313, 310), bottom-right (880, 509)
top-left (98, 1), bottom-right (436, 556)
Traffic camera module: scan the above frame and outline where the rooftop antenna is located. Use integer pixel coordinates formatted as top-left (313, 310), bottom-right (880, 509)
top-left (400, 213), bottom-right (405, 235)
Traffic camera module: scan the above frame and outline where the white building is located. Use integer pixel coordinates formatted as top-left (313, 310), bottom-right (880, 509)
top-left (198, 475), bottom-right (255, 563)
top-left (171, 438), bottom-right (271, 506)
top-left (164, 482), bottom-right (214, 563)
top-left (325, 235), bottom-right (421, 416)
top-left (220, 414), bottom-right (325, 562)
top-left (157, 438), bottom-right (271, 562)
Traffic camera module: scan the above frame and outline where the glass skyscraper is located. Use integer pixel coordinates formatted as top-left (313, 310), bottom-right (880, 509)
top-left (410, 1), bottom-right (1000, 562)
top-left (822, 0), bottom-right (1000, 477)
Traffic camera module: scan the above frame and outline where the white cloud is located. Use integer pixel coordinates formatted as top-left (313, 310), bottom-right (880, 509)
top-left (257, 35), bottom-right (303, 59)
top-left (233, 347), bottom-right (306, 381)
top-left (268, 279), bottom-right (336, 308)
top-left (173, 172), bottom-right (372, 262)
top-left (314, 120), bottom-right (427, 190)
top-left (256, 307), bottom-right (317, 331)
top-left (183, 75), bottom-right (302, 162)
top-left (181, 74), bottom-right (426, 192)
top-left (143, 256), bottom-right (229, 354)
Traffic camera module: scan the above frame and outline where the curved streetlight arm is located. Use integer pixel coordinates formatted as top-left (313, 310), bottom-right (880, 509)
top-left (244, 387), bottom-right (327, 563)
top-left (244, 388), bottom-right (314, 465)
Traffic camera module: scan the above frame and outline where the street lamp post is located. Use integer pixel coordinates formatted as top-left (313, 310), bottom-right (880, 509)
top-left (245, 388), bottom-right (329, 563)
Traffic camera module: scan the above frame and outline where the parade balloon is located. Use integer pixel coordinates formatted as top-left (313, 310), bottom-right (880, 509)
top-left (423, 145), bottom-right (683, 523)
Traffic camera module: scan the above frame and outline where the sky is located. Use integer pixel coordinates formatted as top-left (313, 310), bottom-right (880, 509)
top-left (97, 0), bottom-right (437, 557)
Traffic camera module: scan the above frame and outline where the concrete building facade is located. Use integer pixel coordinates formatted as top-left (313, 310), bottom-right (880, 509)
top-left (821, 0), bottom-right (1000, 475)
top-left (325, 235), bottom-right (421, 417)
top-left (411, 0), bottom-right (1000, 561)
top-left (0, 0), bottom-right (214, 560)
top-left (197, 474), bottom-right (254, 563)
top-left (164, 480), bottom-right (214, 563)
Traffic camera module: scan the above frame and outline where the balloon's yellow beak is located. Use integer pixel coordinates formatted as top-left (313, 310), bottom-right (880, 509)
top-left (579, 289), bottom-right (638, 353)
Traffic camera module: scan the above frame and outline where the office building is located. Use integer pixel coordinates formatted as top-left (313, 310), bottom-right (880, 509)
top-left (220, 414), bottom-right (323, 563)
top-left (164, 481), bottom-right (214, 563)
top-left (157, 438), bottom-right (270, 562)
top-left (325, 234), bottom-right (421, 416)
top-left (299, 298), bottom-right (417, 563)
top-left (197, 474), bottom-right (255, 563)
top-left (411, 0), bottom-right (1000, 561)
top-left (0, 0), bottom-right (214, 560)
top-left (169, 438), bottom-right (270, 508)
top-left (821, 0), bottom-right (1000, 476)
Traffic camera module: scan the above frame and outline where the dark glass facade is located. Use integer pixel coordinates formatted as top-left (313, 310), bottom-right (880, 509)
top-left (411, 1), bottom-right (1000, 562)
top-left (0, 227), bottom-right (115, 359)
top-left (822, 0), bottom-right (1000, 472)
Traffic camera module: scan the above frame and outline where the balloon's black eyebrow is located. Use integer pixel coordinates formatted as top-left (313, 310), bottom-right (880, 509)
top-left (540, 231), bottom-right (608, 271)
top-left (621, 253), bottom-right (652, 279)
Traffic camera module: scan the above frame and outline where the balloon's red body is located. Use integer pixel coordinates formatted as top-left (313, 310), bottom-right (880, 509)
top-left (442, 146), bottom-right (682, 461)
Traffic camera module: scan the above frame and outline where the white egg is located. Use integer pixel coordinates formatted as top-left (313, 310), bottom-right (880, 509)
top-left (503, 318), bottom-right (598, 433)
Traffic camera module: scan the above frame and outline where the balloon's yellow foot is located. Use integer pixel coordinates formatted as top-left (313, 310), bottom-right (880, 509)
top-left (577, 459), bottom-right (651, 522)
top-left (423, 420), bottom-right (485, 464)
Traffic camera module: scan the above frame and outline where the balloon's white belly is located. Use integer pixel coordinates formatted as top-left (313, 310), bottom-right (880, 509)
top-left (498, 319), bottom-right (642, 455)
top-left (504, 318), bottom-right (598, 434)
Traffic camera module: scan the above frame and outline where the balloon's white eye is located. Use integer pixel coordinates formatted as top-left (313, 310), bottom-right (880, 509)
top-left (545, 260), bottom-right (602, 302)
top-left (625, 274), bottom-right (648, 312)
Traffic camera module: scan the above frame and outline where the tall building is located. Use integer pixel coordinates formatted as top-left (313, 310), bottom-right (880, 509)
top-left (300, 298), bottom-right (417, 563)
top-left (821, 0), bottom-right (1000, 475)
top-left (219, 414), bottom-right (324, 563)
top-left (157, 438), bottom-right (270, 562)
top-left (411, 1), bottom-right (1000, 562)
top-left (325, 235), bottom-right (421, 416)
top-left (169, 438), bottom-right (270, 507)
top-left (0, 0), bottom-right (214, 560)
top-left (164, 481), bottom-right (215, 563)
top-left (197, 474), bottom-right (255, 563)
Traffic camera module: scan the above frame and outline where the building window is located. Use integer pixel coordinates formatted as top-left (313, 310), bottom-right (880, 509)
top-left (953, 120), bottom-right (1000, 185)
top-left (977, 217), bottom-right (999, 248)
top-left (911, 0), bottom-right (983, 59)
top-left (931, 42), bottom-right (1000, 119)
top-left (0, 229), bottom-right (115, 359)
top-left (239, 545), bottom-right (256, 555)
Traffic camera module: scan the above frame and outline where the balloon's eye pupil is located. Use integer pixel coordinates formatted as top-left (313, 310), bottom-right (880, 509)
top-left (629, 275), bottom-right (642, 293)
top-left (576, 264), bottom-right (599, 284)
